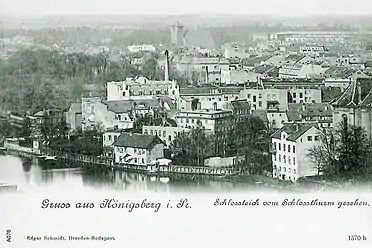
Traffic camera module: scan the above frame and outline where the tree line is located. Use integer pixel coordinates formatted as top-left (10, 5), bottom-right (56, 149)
top-left (308, 121), bottom-right (372, 183)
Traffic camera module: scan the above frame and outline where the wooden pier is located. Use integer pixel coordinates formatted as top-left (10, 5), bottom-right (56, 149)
top-left (38, 148), bottom-right (242, 177)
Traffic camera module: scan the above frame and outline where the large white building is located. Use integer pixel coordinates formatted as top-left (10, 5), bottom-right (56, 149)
top-left (178, 86), bottom-right (242, 111)
top-left (172, 55), bottom-right (230, 84)
top-left (271, 123), bottom-right (322, 182)
top-left (106, 77), bottom-right (180, 102)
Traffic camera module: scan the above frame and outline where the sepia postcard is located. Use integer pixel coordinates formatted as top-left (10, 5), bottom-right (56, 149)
top-left (0, 0), bottom-right (372, 247)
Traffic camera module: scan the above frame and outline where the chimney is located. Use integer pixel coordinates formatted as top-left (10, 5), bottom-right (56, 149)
top-left (205, 66), bottom-right (209, 84)
top-left (164, 50), bottom-right (170, 81)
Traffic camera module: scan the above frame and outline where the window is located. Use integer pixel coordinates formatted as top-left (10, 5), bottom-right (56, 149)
top-left (272, 94), bottom-right (276, 99)
top-left (283, 145), bottom-right (286, 152)
top-left (155, 130), bottom-right (157, 135)
top-left (288, 145), bottom-right (290, 153)
top-left (108, 135), bottom-right (112, 141)
top-left (283, 155), bottom-right (286, 163)
top-left (163, 131), bottom-right (166, 137)
top-left (278, 166), bottom-right (281, 171)
top-left (293, 158), bottom-right (296, 165)
top-left (168, 135), bottom-right (172, 142)
top-left (142, 158), bottom-right (145, 164)
top-left (259, 93), bottom-right (262, 99)
top-left (294, 169), bottom-right (296, 174)
top-left (150, 130), bottom-right (153, 135)
top-left (253, 96), bottom-right (257, 102)
top-left (307, 136), bottom-right (312, 141)
top-left (279, 143), bottom-right (281, 150)
top-left (259, 101), bottom-right (262, 107)
top-left (267, 94), bottom-right (271, 99)
top-left (279, 154), bottom-right (281, 162)
top-left (300, 93), bottom-right (303, 98)
top-left (288, 157), bottom-right (291, 165)
top-left (289, 168), bottom-right (291, 173)
top-left (293, 92), bottom-right (297, 98)
top-left (314, 136), bottom-right (319, 141)
top-left (293, 146), bottom-right (295, 153)
top-left (283, 167), bottom-right (286, 172)
top-left (274, 154), bottom-right (276, 161)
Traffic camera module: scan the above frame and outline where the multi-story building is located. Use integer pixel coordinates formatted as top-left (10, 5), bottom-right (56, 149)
top-left (279, 64), bottom-right (326, 78)
top-left (220, 70), bottom-right (259, 85)
top-left (106, 77), bottom-right (180, 102)
top-left (267, 111), bottom-right (288, 129)
top-left (223, 42), bottom-right (252, 59)
top-left (113, 133), bottom-right (164, 165)
top-left (239, 88), bottom-right (288, 111)
top-left (175, 109), bottom-right (232, 133)
top-left (142, 126), bottom-right (190, 148)
top-left (172, 55), bottom-right (230, 84)
top-left (299, 45), bottom-right (325, 56)
top-left (274, 31), bottom-right (372, 43)
top-left (271, 123), bottom-right (322, 182)
top-left (65, 103), bottom-right (82, 132)
top-left (287, 103), bottom-right (333, 128)
top-left (127, 44), bottom-right (156, 53)
top-left (178, 86), bottom-right (242, 111)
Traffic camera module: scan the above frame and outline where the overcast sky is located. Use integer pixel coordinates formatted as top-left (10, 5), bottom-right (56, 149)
top-left (1, 0), bottom-right (372, 16)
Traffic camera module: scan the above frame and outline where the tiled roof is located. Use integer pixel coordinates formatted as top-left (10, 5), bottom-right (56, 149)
top-left (103, 101), bottom-right (133, 113)
top-left (287, 103), bottom-right (332, 121)
top-left (103, 99), bottom-right (162, 113)
top-left (113, 133), bottom-right (163, 149)
top-left (321, 87), bottom-right (343, 103)
top-left (271, 123), bottom-right (318, 142)
top-left (285, 54), bottom-right (305, 63)
top-left (331, 79), bottom-right (360, 108)
top-left (359, 91), bottom-right (372, 107)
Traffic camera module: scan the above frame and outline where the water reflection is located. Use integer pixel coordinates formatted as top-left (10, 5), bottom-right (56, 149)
top-left (0, 154), bottom-right (273, 194)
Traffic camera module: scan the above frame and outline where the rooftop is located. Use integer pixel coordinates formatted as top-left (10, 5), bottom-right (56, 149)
top-left (113, 133), bottom-right (163, 149)
top-left (271, 123), bottom-right (319, 142)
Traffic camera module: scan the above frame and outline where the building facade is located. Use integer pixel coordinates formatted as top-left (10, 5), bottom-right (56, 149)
top-left (113, 133), bottom-right (164, 165)
top-left (271, 123), bottom-right (322, 182)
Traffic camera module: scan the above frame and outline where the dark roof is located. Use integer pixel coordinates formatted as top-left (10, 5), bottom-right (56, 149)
top-left (113, 133), bottom-right (163, 149)
top-left (242, 55), bottom-right (271, 67)
top-left (287, 103), bottom-right (332, 122)
top-left (230, 99), bottom-right (250, 110)
top-left (331, 79), bottom-right (360, 108)
top-left (103, 101), bottom-right (133, 113)
top-left (321, 87), bottom-right (343, 103)
top-left (252, 65), bottom-right (278, 75)
top-left (251, 110), bottom-right (268, 123)
top-left (285, 54), bottom-right (305, 63)
top-left (103, 99), bottom-right (162, 113)
top-left (271, 123), bottom-right (318, 142)
top-left (324, 66), bottom-right (354, 78)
